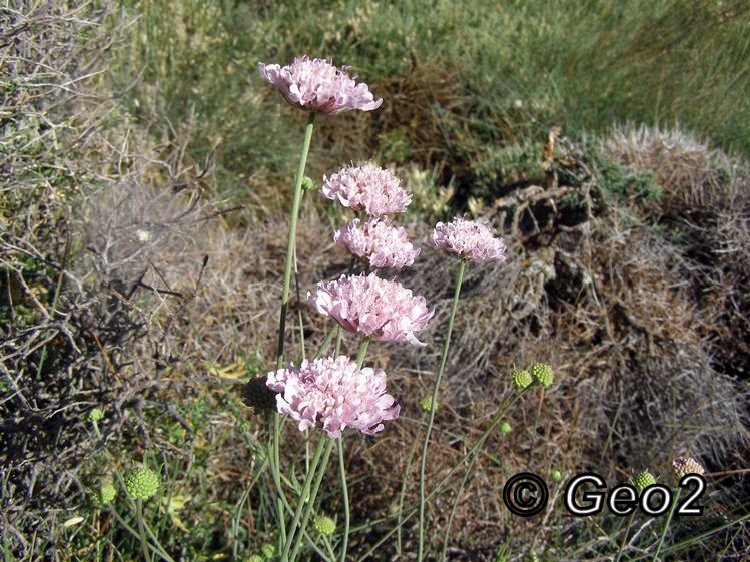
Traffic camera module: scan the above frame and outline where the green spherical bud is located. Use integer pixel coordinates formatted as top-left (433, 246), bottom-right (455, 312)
top-left (500, 422), bottom-right (512, 434)
top-left (419, 396), bottom-right (438, 413)
top-left (124, 467), bottom-right (160, 500)
top-left (246, 556), bottom-right (263, 562)
top-left (631, 469), bottom-right (656, 493)
top-left (313, 514), bottom-right (336, 536)
top-left (301, 176), bottom-right (316, 191)
top-left (530, 363), bottom-right (554, 388)
top-left (88, 408), bottom-right (104, 423)
top-left (91, 482), bottom-right (117, 506)
top-left (260, 543), bottom-right (275, 559)
top-left (550, 468), bottom-right (563, 482)
top-left (510, 368), bottom-right (533, 390)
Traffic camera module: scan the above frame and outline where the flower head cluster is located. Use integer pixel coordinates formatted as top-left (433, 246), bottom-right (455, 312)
top-left (432, 216), bottom-right (507, 261)
top-left (321, 163), bottom-right (412, 215)
top-left (258, 55), bottom-right (382, 115)
top-left (266, 356), bottom-right (400, 438)
top-left (510, 367), bottom-right (533, 390)
top-left (309, 273), bottom-right (434, 346)
top-left (124, 467), bottom-right (160, 500)
top-left (530, 362), bottom-right (554, 388)
top-left (334, 218), bottom-right (420, 269)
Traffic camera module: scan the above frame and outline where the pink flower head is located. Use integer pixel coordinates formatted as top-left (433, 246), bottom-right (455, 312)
top-left (266, 355), bottom-right (400, 438)
top-left (321, 163), bottom-right (412, 215)
top-left (258, 55), bottom-right (383, 115)
top-left (309, 273), bottom-right (434, 346)
top-left (334, 218), bottom-right (421, 269)
top-left (432, 216), bottom-right (507, 261)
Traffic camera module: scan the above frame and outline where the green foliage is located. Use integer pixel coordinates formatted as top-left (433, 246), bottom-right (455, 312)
top-left (582, 136), bottom-right (664, 203)
top-left (472, 140), bottom-right (545, 196)
top-left (111, 0), bottom-right (750, 203)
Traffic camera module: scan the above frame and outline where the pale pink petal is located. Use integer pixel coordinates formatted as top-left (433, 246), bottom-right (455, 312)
top-left (308, 273), bottom-right (433, 346)
top-left (266, 356), bottom-right (400, 438)
top-left (432, 216), bottom-right (507, 262)
top-left (258, 55), bottom-right (382, 115)
top-left (334, 218), bottom-right (420, 269)
top-left (321, 163), bottom-right (411, 215)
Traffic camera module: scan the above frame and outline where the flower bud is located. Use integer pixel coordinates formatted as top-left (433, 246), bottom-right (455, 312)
top-left (91, 482), bottom-right (117, 506)
top-left (260, 543), bottom-right (275, 559)
top-left (87, 408), bottom-right (104, 423)
top-left (124, 467), bottom-right (160, 500)
top-left (631, 469), bottom-right (656, 493)
top-left (550, 468), bottom-right (563, 482)
top-left (530, 363), bottom-right (554, 388)
top-left (419, 396), bottom-right (438, 413)
top-left (313, 514), bottom-right (336, 536)
top-left (510, 367), bottom-right (532, 390)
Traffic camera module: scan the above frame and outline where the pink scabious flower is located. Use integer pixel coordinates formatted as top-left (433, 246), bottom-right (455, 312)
top-left (309, 273), bottom-right (434, 346)
top-left (432, 216), bottom-right (507, 261)
top-left (258, 55), bottom-right (383, 115)
top-left (334, 218), bottom-right (421, 269)
top-left (266, 356), bottom-right (400, 438)
top-left (321, 163), bottom-right (412, 215)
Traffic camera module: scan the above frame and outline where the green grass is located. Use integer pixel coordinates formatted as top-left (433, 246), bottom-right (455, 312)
top-left (112, 0), bottom-right (750, 201)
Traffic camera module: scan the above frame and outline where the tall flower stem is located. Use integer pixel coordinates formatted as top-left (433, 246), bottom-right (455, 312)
top-left (136, 499), bottom-right (151, 562)
top-left (277, 111), bottom-right (316, 370)
top-left (652, 488), bottom-right (681, 561)
top-left (337, 438), bottom-right (350, 562)
top-left (271, 111), bottom-right (316, 551)
top-left (418, 259), bottom-right (466, 562)
top-left (289, 439), bottom-right (335, 562)
top-left (337, 338), bottom-right (369, 562)
top-left (280, 436), bottom-right (329, 562)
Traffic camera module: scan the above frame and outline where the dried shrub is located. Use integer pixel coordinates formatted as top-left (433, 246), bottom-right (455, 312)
top-left (0, 2), bottom-right (222, 556)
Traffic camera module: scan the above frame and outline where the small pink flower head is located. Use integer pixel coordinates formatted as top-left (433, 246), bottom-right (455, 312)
top-left (258, 55), bottom-right (383, 115)
top-left (432, 216), bottom-right (507, 261)
top-left (309, 273), bottom-right (434, 346)
top-left (266, 356), bottom-right (400, 438)
top-left (334, 218), bottom-right (421, 269)
top-left (321, 163), bottom-right (412, 215)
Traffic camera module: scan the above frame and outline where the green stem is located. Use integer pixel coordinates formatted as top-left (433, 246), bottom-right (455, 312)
top-left (338, 438), bottom-right (350, 562)
top-left (355, 393), bottom-right (525, 562)
top-left (136, 500), bottom-right (151, 562)
top-left (614, 511), bottom-right (636, 562)
top-left (652, 488), bottom-right (680, 561)
top-left (277, 111), bottom-right (316, 370)
top-left (355, 338), bottom-right (370, 368)
top-left (266, 413), bottom-right (287, 546)
top-left (287, 439), bottom-right (336, 562)
top-left (334, 325), bottom-right (343, 357)
top-left (417, 259), bottom-right (466, 562)
top-left (271, 113), bottom-right (314, 551)
top-left (281, 436), bottom-right (327, 562)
